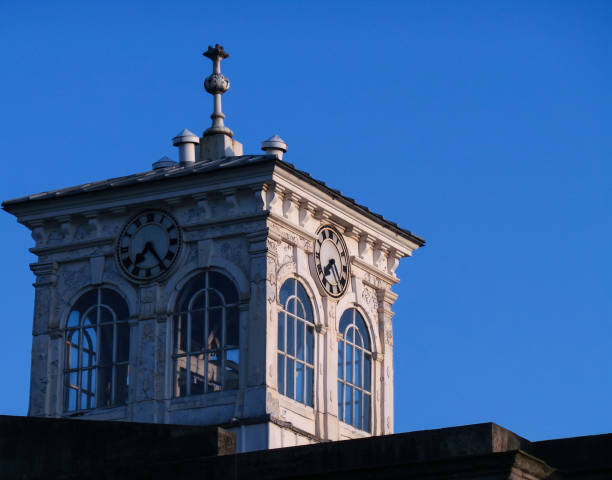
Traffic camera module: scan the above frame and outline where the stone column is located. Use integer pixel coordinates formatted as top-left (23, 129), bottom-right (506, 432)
top-left (377, 288), bottom-right (398, 435)
top-left (242, 229), bottom-right (273, 418)
top-left (29, 262), bottom-right (58, 416)
top-left (131, 285), bottom-right (157, 422)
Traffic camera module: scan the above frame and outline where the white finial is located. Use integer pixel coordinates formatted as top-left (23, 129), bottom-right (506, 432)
top-left (172, 129), bottom-right (200, 165)
top-left (202, 44), bottom-right (233, 138)
top-left (261, 135), bottom-right (288, 160)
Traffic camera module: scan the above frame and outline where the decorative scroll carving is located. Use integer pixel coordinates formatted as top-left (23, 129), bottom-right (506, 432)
top-left (277, 241), bottom-right (294, 267)
top-left (361, 286), bottom-right (378, 317)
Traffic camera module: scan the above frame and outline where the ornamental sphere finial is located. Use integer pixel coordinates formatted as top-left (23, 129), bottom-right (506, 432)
top-left (204, 73), bottom-right (230, 95)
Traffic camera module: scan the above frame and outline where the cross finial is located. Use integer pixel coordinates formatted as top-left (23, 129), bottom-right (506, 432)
top-left (202, 44), bottom-right (233, 138)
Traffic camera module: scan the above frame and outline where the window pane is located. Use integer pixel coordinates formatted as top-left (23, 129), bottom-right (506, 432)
top-left (364, 354), bottom-right (371, 391)
top-left (279, 279), bottom-right (294, 306)
top-left (337, 341), bottom-right (343, 379)
top-left (345, 386), bottom-right (352, 425)
top-left (355, 349), bottom-right (362, 388)
top-left (67, 311), bottom-right (79, 328)
top-left (69, 371), bottom-right (78, 389)
top-left (175, 357), bottom-right (187, 397)
top-left (209, 271), bottom-right (238, 304)
top-left (72, 290), bottom-right (98, 320)
top-left (296, 321), bottom-right (304, 361)
top-left (99, 324), bottom-right (113, 366)
top-left (208, 289), bottom-right (222, 307)
top-left (287, 315), bottom-right (295, 356)
top-left (97, 366), bottom-right (112, 408)
top-left (115, 364), bottom-right (129, 405)
top-left (80, 392), bottom-right (89, 411)
top-left (339, 309), bottom-right (352, 335)
top-left (101, 289), bottom-right (129, 320)
top-left (305, 366), bottom-right (314, 407)
top-left (355, 312), bottom-right (370, 350)
top-left (207, 351), bottom-right (221, 391)
top-left (189, 291), bottom-right (205, 311)
top-left (286, 358), bottom-right (294, 399)
top-left (306, 326), bottom-right (314, 365)
top-left (338, 381), bottom-right (344, 421)
top-left (177, 274), bottom-right (205, 313)
top-left (296, 361), bottom-right (304, 403)
top-left (207, 308), bottom-right (222, 351)
top-left (226, 307), bottom-right (239, 347)
top-left (67, 330), bottom-right (79, 369)
top-left (346, 326), bottom-right (354, 346)
top-left (84, 308), bottom-right (97, 327)
top-left (364, 394), bottom-right (371, 432)
top-left (354, 390), bottom-right (362, 430)
top-left (99, 306), bottom-right (114, 324)
top-left (353, 330), bottom-right (363, 349)
top-left (174, 315), bottom-right (187, 354)
top-left (295, 300), bottom-right (305, 320)
top-left (116, 323), bottom-right (130, 363)
top-left (277, 312), bottom-right (285, 352)
top-left (191, 354), bottom-right (205, 395)
top-left (66, 384), bottom-right (77, 412)
top-left (191, 311), bottom-right (205, 352)
top-left (225, 349), bottom-right (239, 390)
top-left (346, 344), bottom-right (353, 383)
top-left (277, 353), bottom-right (285, 394)
top-left (296, 283), bottom-right (313, 323)
top-left (287, 298), bottom-right (296, 316)
top-left (83, 328), bottom-right (97, 368)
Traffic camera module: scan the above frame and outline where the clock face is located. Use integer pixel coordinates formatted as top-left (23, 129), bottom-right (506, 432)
top-left (116, 210), bottom-right (181, 282)
top-left (314, 226), bottom-right (350, 297)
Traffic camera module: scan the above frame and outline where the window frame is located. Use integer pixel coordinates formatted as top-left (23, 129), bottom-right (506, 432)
top-left (172, 270), bottom-right (240, 398)
top-left (63, 287), bottom-right (130, 413)
top-left (337, 307), bottom-right (373, 432)
top-left (276, 277), bottom-right (316, 407)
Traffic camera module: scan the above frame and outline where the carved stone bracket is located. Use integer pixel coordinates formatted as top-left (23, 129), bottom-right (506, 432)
top-left (192, 192), bottom-right (212, 219)
top-left (267, 183), bottom-right (284, 213)
top-left (221, 188), bottom-right (239, 215)
top-left (56, 215), bottom-right (73, 241)
top-left (282, 191), bottom-right (296, 219)
top-left (249, 183), bottom-right (265, 212)
top-left (386, 248), bottom-right (402, 275)
top-left (298, 199), bottom-right (316, 227)
top-left (27, 219), bottom-right (47, 246)
top-left (373, 242), bottom-right (389, 272)
top-left (358, 233), bottom-right (375, 260)
top-left (83, 212), bottom-right (100, 236)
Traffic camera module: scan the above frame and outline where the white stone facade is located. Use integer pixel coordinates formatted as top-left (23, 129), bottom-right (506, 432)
top-left (6, 158), bottom-right (422, 452)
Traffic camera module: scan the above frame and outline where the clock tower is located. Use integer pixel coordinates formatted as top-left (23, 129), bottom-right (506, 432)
top-left (2, 45), bottom-right (424, 452)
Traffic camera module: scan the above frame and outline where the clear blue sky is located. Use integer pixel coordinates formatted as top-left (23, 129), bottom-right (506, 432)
top-left (1, 1), bottom-right (610, 441)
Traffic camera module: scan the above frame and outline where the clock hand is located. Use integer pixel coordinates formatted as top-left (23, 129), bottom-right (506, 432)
top-left (145, 242), bottom-right (167, 270)
top-left (134, 243), bottom-right (150, 265)
top-left (331, 263), bottom-right (341, 285)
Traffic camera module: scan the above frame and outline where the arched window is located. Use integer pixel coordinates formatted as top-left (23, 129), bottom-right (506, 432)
top-left (173, 271), bottom-right (239, 397)
top-left (338, 308), bottom-right (372, 431)
top-left (64, 288), bottom-right (130, 412)
top-left (277, 278), bottom-right (315, 406)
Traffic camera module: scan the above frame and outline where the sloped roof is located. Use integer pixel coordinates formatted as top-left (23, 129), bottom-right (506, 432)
top-left (2, 155), bottom-right (424, 246)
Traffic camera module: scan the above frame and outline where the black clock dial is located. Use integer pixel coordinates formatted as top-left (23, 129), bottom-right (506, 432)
top-left (116, 210), bottom-right (181, 282)
top-left (314, 226), bottom-right (350, 297)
